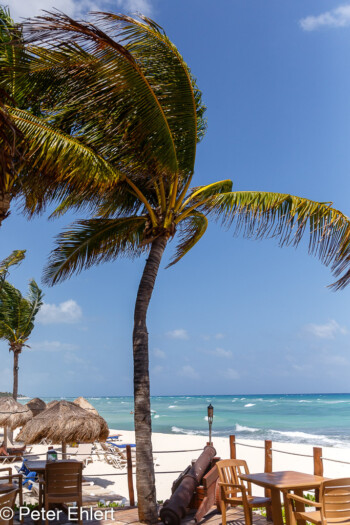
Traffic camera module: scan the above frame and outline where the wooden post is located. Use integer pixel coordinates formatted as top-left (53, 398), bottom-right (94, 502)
top-left (265, 440), bottom-right (273, 520)
top-left (313, 447), bottom-right (323, 501)
top-left (313, 447), bottom-right (323, 476)
top-left (126, 445), bottom-right (135, 506)
top-left (229, 435), bottom-right (236, 459)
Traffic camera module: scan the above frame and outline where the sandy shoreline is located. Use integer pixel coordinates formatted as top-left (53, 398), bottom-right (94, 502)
top-left (89, 429), bottom-right (350, 501)
top-left (5, 429), bottom-right (350, 504)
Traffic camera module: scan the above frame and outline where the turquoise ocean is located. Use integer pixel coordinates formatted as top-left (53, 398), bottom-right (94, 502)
top-left (42, 394), bottom-right (350, 448)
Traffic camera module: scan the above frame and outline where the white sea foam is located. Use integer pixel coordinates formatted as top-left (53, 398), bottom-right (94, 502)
top-left (299, 400), bottom-right (312, 403)
top-left (171, 426), bottom-right (197, 435)
top-left (204, 416), bottom-right (208, 421)
top-left (236, 424), bottom-right (259, 432)
top-left (168, 405), bottom-right (177, 408)
top-left (154, 415), bottom-right (160, 419)
top-left (270, 429), bottom-right (338, 445)
top-left (244, 403), bottom-right (255, 407)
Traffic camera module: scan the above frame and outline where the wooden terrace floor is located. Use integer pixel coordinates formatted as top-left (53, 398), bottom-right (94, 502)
top-left (15, 506), bottom-right (269, 525)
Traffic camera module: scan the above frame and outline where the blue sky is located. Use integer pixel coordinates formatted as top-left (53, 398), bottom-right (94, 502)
top-left (5, 0), bottom-right (350, 397)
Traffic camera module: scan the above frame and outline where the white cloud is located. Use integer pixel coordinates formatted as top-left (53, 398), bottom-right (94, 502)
top-left (225, 368), bottom-right (240, 380)
top-left (152, 365), bottom-right (163, 374)
top-left (153, 348), bottom-right (166, 359)
top-left (37, 300), bottom-right (82, 325)
top-left (179, 365), bottom-right (199, 379)
top-left (300, 4), bottom-right (350, 31)
top-left (323, 354), bottom-right (350, 366)
top-left (305, 320), bottom-right (347, 339)
top-left (215, 333), bottom-right (225, 340)
top-left (213, 347), bottom-right (232, 358)
top-left (30, 341), bottom-right (78, 352)
top-left (12, 0), bottom-right (152, 22)
top-left (166, 329), bottom-right (189, 340)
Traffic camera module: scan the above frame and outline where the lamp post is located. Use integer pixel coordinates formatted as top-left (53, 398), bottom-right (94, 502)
top-left (207, 403), bottom-right (214, 445)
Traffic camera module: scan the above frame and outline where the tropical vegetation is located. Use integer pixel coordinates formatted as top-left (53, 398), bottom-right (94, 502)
top-left (0, 6), bottom-right (115, 228)
top-left (5, 11), bottom-right (348, 523)
top-left (0, 278), bottom-right (43, 400)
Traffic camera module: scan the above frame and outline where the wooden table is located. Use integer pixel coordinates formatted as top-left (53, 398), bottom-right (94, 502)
top-left (26, 459), bottom-right (80, 475)
top-left (240, 471), bottom-right (326, 525)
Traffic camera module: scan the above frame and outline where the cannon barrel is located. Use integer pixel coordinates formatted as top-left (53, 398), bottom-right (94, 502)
top-left (160, 445), bottom-right (216, 525)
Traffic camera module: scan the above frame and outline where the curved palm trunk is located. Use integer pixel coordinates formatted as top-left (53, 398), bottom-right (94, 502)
top-left (133, 235), bottom-right (168, 524)
top-left (12, 346), bottom-right (21, 401)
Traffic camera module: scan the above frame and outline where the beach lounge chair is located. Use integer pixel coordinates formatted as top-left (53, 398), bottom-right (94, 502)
top-left (100, 443), bottom-right (127, 469)
top-left (216, 459), bottom-right (272, 525)
top-left (286, 478), bottom-right (350, 525)
top-left (0, 448), bottom-right (16, 464)
top-left (76, 443), bottom-right (93, 467)
top-left (0, 488), bottom-right (18, 525)
top-left (38, 461), bottom-right (83, 525)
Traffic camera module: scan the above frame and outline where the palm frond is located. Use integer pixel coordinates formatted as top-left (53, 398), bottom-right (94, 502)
top-left (92, 12), bottom-right (206, 173)
top-left (23, 12), bottom-right (181, 177)
top-left (0, 278), bottom-right (43, 342)
top-left (0, 250), bottom-right (25, 282)
top-left (167, 211), bottom-right (207, 268)
top-left (22, 279), bottom-right (44, 335)
top-left (200, 191), bottom-right (350, 288)
top-left (43, 216), bottom-right (148, 285)
top-left (179, 179), bottom-right (233, 213)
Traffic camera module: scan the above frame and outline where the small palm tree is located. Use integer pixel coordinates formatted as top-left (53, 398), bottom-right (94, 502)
top-left (23, 12), bottom-right (350, 523)
top-left (0, 279), bottom-right (43, 400)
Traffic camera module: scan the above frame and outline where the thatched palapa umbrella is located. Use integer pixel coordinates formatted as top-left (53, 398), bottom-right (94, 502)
top-left (17, 400), bottom-right (108, 457)
top-left (26, 398), bottom-right (46, 417)
top-left (46, 400), bottom-right (59, 409)
top-left (0, 397), bottom-right (31, 449)
top-left (74, 397), bottom-right (98, 415)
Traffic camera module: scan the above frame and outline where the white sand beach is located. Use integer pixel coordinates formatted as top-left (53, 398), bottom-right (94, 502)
top-left (59, 430), bottom-right (350, 502)
top-left (4, 428), bottom-right (350, 505)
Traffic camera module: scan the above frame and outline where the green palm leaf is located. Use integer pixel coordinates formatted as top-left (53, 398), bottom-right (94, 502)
top-left (167, 211), bottom-right (207, 267)
top-left (9, 107), bottom-right (119, 187)
top-left (43, 216), bottom-right (148, 285)
top-left (0, 279), bottom-right (43, 344)
top-left (23, 13), bottom-right (182, 176)
top-left (94, 12), bottom-right (206, 172)
top-left (178, 179), bottom-right (233, 213)
top-left (0, 250), bottom-right (25, 282)
top-left (198, 191), bottom-right (350, 287)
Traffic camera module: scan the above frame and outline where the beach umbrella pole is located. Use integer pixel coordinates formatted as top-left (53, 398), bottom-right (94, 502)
top-left (3, 427), bottom-right (8, 452)
top-left (62, 440), bottom-right (67, 459)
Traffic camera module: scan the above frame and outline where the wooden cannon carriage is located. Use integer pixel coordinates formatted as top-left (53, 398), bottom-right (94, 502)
top-left (160, 446), bottom-right (221, 525)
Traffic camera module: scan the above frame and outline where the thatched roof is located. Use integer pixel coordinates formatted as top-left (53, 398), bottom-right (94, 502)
top-left (0, 397), bottom-right (32, 430)
top-left (16, 400), bottom-right (109, 444)
top-left (46, 400), bottom-right (59, 409)
top-left (73, 397), bottom-right (98, 415)
top-left (26, 398), bottom-right (46, 417)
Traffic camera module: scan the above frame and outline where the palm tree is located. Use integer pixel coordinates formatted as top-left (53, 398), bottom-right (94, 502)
top-left (22, 12), bottom-right (350, 523)
top-left (0, 279), bottom-right (43, 400)
top-left (0, 6), bottom-right (121, 228)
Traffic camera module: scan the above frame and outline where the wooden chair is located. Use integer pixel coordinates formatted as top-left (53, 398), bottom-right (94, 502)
top-left (39, 461), bottom-right (83, 525)
top-left (0, 489), bottom-right (18, 525)
top-left (286, 478), bottom-right (350, 525)
top-left (0, 468), bottom-right (23, 522)
top-left (217, 459), bottom-right (272, 525)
